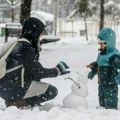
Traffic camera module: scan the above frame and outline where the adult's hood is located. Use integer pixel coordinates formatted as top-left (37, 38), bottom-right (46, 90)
top-left (21, 17), bottom-right (46, 43)
top-left (97, 27), bottom-right (116, 53)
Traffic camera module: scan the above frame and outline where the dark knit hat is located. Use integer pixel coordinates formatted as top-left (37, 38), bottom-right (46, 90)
top-left (22, 17), bottom-right (46, 42)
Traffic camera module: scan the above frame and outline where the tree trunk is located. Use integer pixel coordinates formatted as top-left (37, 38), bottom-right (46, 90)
top-left (11, 0), bottom-right (14, 22)
top-left (99, 0), bottom-right (104, 31)
top-left (53, 0), bottom-right (58, 35)
top-left (20, 0), bottom-right (32, 25)
top-left (11, 8), bottom-right (14, 22)
top-left (84, 16), bottom-right (88, 41)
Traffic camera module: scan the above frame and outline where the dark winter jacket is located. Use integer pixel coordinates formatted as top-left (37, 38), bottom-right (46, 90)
top-left (0, 17), bottom-right (59, 100)
top-left (0, 40), bottom-right (58, 100)
top-left (89, 28), bottom-right (120, 85)
top-left (89, 59), bottom-right (119, 85)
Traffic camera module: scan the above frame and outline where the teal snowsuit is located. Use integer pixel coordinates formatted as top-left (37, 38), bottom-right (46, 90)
top-left (89, 28), bottom-right (120, 109)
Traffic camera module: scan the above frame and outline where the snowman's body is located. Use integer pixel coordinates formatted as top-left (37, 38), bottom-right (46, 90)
top-left (63, 74), bottom-right (88, 109)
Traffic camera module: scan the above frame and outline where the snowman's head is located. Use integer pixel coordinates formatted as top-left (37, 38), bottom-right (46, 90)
top-left (77, 74), bottom-right (88, 85)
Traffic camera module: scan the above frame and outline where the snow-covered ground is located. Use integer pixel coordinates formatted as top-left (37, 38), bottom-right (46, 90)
top-left (0, 37), bottom-right (120, 120)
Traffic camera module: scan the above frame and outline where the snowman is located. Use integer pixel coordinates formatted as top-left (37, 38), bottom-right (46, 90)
top-left (63, 73), bottom-right (88, 109)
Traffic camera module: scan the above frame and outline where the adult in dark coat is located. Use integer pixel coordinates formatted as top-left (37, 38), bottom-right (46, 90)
top-left (0, 17), bottom-right (70, 108)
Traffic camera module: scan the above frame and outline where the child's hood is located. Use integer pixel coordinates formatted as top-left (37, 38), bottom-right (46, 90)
top-left (97, 27), bottom-right (116, 53)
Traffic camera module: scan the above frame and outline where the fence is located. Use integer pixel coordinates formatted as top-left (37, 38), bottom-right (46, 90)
top-left (57, 18), bottom-right (120, 38)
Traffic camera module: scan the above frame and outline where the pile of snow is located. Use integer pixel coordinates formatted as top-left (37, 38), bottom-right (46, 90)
top-left (31, 10), bottom-right (54, 24)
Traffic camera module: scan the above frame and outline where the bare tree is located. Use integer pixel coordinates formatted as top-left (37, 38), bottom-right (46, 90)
top-left (5, 0), bottom-right (21, 22)
top-left (20, 0), bottom-right (32, 25)
top-left (71, 0), bottom-right (92, 41)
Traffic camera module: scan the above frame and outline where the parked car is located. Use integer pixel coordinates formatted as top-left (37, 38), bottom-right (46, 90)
top-left (40, 35), bottom-right (60, 44)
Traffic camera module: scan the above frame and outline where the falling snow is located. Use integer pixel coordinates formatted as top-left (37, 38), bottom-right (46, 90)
top-left (0, 36), bottom-right (120, 119)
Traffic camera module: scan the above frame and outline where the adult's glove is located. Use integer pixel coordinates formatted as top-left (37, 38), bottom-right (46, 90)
top-left (56, 61), bottom-right (70, 75)
top-left (115, 73), bottom-right (120, 84)
top-left (87, 70), bottom-right (97, 80)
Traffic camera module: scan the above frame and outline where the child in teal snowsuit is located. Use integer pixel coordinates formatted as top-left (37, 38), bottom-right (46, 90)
top-left (87, 27), bottom-right (120, 109)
